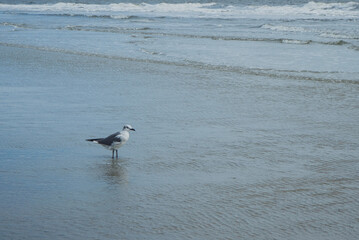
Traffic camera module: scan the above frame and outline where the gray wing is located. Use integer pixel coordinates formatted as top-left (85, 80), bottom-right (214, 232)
top-left (98, 132), bottom-right (121, 146)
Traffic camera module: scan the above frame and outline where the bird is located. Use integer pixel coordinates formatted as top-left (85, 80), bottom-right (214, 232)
top-left (86, 125), bottom-right (135, 158)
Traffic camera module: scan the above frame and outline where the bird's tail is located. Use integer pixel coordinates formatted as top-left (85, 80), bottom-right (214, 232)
top-left (86, 138), bottom-right (103, 143)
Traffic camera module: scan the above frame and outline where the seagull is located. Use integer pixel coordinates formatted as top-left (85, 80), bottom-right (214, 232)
top-left (86, 125), bottom-right (135, 158)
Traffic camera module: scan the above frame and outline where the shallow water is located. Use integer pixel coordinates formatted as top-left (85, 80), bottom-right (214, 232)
top-left (1, 43), bottom-right (359, 239)
top-left (1, 1), bottom-right (359, 239)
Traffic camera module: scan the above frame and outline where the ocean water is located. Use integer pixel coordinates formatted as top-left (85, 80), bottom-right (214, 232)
top-left (1, 0), bottom-right (359, 239)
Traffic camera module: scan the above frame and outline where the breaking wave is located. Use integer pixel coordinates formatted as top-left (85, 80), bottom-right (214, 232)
top-left (0, 2), bottom-right (359, 20)
top-left (261, 24), bottom-right (359, 40)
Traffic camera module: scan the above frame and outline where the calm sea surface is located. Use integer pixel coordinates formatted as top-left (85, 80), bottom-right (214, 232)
top-left (1, 0), bottom-right (359, 239)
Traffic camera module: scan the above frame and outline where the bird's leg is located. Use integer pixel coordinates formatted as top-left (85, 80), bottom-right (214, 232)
top-left (112, 150), bottom-right (114, 159)
top-left (116, 150), bottom-right (118, 159)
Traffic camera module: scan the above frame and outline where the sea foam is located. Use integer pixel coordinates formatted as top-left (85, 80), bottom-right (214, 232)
top-left (0, 2), bottom-right (358, 20)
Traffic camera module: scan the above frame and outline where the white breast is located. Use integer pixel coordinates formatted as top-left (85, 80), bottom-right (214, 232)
top-left (110, 131), bottom-right (130, 150)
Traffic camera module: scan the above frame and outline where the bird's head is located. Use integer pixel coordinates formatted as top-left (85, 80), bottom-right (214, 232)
top-left (123, 124), bottom-right (136, 132)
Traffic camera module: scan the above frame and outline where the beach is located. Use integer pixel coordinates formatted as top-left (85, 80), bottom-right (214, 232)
top-left (1, 1), bottom-right (359, 239)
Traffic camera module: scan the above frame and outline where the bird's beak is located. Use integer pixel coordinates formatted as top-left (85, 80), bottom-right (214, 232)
top-left (131, 128), bottom-right (136, 131)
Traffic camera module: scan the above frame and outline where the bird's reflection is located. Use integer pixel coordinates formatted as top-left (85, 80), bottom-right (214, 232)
top-left (101, 157), bottom-right (128, 184)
